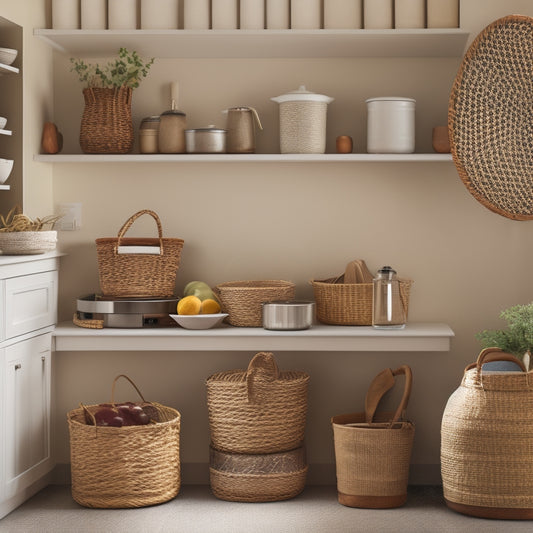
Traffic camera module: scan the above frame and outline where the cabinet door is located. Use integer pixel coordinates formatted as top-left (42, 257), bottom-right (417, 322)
top-left (3, 333), bottom-right (52, 499)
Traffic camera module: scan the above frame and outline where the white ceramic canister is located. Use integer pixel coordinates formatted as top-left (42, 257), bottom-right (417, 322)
top-left (81, 0), bottom-right (106, 29)
top-left (364, 0), bottom-right (393, 29)
top-left (291, 0), bottom-right (321, 29)
top-left (271, 86), bottom-right (334, 154)
top-left (52, 0), bottom-right (79, 29)
top-left (212, 0), bottom-right (238, 30)
top-left (427, 0), bottom-right (459, 28)
top-left (184, 0), bottom-right (210, 29)
top-left (266, 0), bottom-right (289, 29)
top-left (395, 0), bottom-right (425, 29)
top-left (366, 97), bottom-right (416, 154)
top-left (141, 0), bottom-right (179, 29)
top-left (324, 0), bottom-right (363, 30)
top-left (108, 0), bottom-right (137, 30)
top-left (240, 0), bottom-right (265, 29)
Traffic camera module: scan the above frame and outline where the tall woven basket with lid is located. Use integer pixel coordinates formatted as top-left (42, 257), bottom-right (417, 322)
top-left (80, 86), bottom-right (134, 154)
top-left (441, 348), bottom-right (533, 519)
top-left (206, 352), bottom-right (310, 454)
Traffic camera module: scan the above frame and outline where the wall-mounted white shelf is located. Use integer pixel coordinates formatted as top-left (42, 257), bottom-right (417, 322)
top-left (0, 185), bottom-right (9, 190)
top-left (33, 28), bottom-right (469, 58)
top-left (0, 63), bottom-right (18, 75)
top-left (0, 129), bottom-right (12, 136)
top-left (35, 153), bottom-right (453, 163)
top-left (53, 322), bottom-right (454, 352)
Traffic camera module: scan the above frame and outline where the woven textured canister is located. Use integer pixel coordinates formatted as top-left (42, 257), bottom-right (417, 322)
top-left (206, 352), bottom-right (309, 454)
top-left (441, 348), bottom-right (533, 519)
top-left (449, 15), bottom-right (533, 220)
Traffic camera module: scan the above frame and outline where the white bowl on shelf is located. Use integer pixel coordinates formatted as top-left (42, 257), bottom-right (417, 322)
top-left (0, 117), bottom-right (7, 130)
top-left (0, 47), bottom-right (17, 66)
top-left (169, 313), bottom-right (228, 330)
top-left (0, 159), bottom-right (14, 184)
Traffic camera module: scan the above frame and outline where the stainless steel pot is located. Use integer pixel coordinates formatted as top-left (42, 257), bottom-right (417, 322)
top-left (185, 125), bottom-right (227, 153)
top-left (262, 300), bottom-right (315, 331)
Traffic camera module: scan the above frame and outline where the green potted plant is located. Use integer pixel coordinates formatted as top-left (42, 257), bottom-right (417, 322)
top-left (70, 48), bottom-right (154, 154)
top-left (476, 302), bottom-right (533, 369)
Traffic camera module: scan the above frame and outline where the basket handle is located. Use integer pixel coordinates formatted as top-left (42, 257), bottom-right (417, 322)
top-left (115, 209), bottom-right (164, 255)
top-left (364, 365), bottom-right (412, 425)
top-left (110, 374), bottom-right (147, 405)
top-left (246, 352), bottom-right (280, 404)
top-left (466, 347), bottom-right (527, 374)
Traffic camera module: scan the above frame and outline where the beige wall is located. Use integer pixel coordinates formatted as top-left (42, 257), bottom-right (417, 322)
top-left (10, 0), bottom-right (533, 483)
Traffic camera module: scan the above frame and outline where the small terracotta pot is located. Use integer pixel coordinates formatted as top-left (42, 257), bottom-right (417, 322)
top-left (432, 126), bottom-right (451, 153)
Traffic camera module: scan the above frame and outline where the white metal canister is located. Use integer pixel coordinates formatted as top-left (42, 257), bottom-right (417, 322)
top-left (366, 97), bottom-right (416, 154)
top-left (271, 86), bottom-right (334, 154)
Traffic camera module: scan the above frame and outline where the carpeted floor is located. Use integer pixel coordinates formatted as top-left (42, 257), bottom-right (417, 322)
top-left (1, 485), bottom-right (532, 533)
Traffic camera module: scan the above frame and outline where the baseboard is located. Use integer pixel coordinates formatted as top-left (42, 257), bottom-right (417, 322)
top-left (50, 463), bottom-right (442, 486)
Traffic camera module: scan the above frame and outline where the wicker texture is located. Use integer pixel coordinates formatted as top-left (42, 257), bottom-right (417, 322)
top-left (332, 366), bottom-right (414, 508)
top-left (312, 277), bottom-right (412, 326)
top-left (449, 15), bottom-right (533, 220)
top-left (80, 87), bottom-right (134, 154)
top-left (214, 280), bottom-right (295, 327)
top-left (96, 209), bottom-right (184, 298)
top-left (279, 101), bottom-right (328, 153)
top-left (209, 445), bottom-right (307, 502)
top-left (206, 352), bottom-right (309, 454)
top-left (0, 230), bottom-right (57, 255)
top-left (441, 348), bottom-right (533, 517)
top-left (67, 375), bottom-right (181, 509)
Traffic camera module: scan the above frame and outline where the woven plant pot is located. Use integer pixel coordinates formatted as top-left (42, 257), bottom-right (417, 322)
top-left (206, 352), bottom-right (309, 454)
top-left (441, 348), bottom-right (533, 519)
top-left (80, 86), bottom-right (134, 154)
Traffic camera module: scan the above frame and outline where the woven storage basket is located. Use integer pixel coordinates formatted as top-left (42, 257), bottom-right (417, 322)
top-left (332, 365), bottom-right (414, 509)
top-left (312, 276), bottom-right (412, 326)
top-left (214, 280), bottom-right (295, 327)
top-left (95, 209), bottom-right (184, 298)
top-left (206, 352), bottom-right (309, 454)
top-left (449, 15), bottom-right (533, 221)
top-left (68, 375), bottom-right (181, 509)
top-left (441, 348), bottom-right (533, 519)
top-left (80, 87), bottom-right (134, 154)
top-left (0, 230), bottom-right (57, 255)
top-left (209, 445), bottom-right (308, 502)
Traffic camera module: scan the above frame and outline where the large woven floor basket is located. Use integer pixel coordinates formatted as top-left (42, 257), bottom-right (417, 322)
top-left (214, 280), bottom-right (296, 327)
top-left (209, 445), bottom-right (308, 502)
top-left (312, 277), bottom-right (412, 326)
top-left (206, 352), bottom-right (309, 454)
top-left (441, 348), bottom-right (533, 519)
top-left (332, 365), bottom-right (415, 509)
top-left (68, 375), bottom-right (181, 508)
top-left (96, 209), bottom-right (184, 298)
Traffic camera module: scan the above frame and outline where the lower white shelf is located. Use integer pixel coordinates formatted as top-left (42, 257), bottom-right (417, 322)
top-left (53, 322), bottom-right (454, 352)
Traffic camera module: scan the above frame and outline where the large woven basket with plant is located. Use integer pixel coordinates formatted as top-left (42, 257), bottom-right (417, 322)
top-left (71, 48), bottom-right (154, 154)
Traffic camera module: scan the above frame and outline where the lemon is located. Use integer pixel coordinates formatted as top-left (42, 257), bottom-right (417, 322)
top-left (200, 298), bottom-right (221, 314)
top-left (177, 295), bottom-right (202, 315)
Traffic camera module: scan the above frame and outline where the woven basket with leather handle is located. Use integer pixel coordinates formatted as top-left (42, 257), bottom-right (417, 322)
top-left (206, 352), bottom-right (309, 454)
top-left (332, 365), bottom-right (414, 509)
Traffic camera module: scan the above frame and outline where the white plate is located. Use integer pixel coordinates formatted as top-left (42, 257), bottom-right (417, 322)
top-left (169, 313), bottom-right (228, 330)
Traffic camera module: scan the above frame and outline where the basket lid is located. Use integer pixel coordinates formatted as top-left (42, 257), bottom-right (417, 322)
top-left (271, 85), bottom-right (334, 104)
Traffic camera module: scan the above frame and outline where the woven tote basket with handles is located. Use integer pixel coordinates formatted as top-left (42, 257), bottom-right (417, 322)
top-left (68, 375), bottom-right (181, 509)
top-left (213, 280), bottom-right (295, 327)
top-left (441, 347), bottom-right (533, 520)
top-left (209, 445), bottom-right (308, 502)
top-left (332, 365), bottom-right (415, 509)
top-left (206, 352), bottom-right (309, 454)
top-left (95, 209), bottom-right (184, 298)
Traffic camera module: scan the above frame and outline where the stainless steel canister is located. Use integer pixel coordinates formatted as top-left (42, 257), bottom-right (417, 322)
top-left (185, 126), bottom-right (227, 153)
top-left (262, 300), bottom-right (315, 330)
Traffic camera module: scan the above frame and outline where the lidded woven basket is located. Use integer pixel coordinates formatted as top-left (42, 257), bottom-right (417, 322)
top-left (441, 348), bottom-right (533, 519)
top-left (206, 352), bottom-right (309, 454)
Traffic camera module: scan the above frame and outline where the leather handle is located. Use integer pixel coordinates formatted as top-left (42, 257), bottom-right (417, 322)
top-left (464, 347), bottom-right (526, 373)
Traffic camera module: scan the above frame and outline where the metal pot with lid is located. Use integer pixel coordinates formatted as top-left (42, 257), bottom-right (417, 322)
top-left (185, 125), bottom-right (227, 153)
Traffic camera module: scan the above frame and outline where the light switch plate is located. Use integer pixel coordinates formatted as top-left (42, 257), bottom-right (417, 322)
top-left (57, 202), bottom-right (82, 231)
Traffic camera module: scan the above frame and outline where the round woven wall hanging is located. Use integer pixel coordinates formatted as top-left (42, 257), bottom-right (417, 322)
top-left (449, 15), bottom-right (533, 221)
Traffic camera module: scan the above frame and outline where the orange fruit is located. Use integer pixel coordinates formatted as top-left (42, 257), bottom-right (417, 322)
top-left (177, 295), bottom-right (202, 315)
top-left (200, 299), bottom-right (221, 314)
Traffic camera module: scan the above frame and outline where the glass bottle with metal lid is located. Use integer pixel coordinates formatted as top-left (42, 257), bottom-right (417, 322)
top-left (372, 266), bottom-right (406, 329)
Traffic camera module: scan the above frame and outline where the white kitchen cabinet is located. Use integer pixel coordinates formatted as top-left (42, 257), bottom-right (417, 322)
top-left (0, 253), bottom-right (60, 519)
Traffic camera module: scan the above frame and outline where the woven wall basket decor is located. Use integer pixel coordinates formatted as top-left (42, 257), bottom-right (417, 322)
top-left (449, 15), bottom-right (533, 220)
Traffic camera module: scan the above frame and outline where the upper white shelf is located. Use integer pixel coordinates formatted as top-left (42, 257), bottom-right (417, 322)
top-left (34, 153), bottom-right (453, 163)
top-left (33, 28), bottom-right (469, 58)
top-left (0, 185), bottom-right (9, 190)
top-left (0, 62), bottom-right (18, 75)
top-left (53, 322), bottom-right (454, 352)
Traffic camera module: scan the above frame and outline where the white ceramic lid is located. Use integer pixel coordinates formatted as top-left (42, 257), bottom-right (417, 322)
top-left (271, 85), bottom-right (334, 104)
top-left (365, 97), bottom-right (416, 104)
